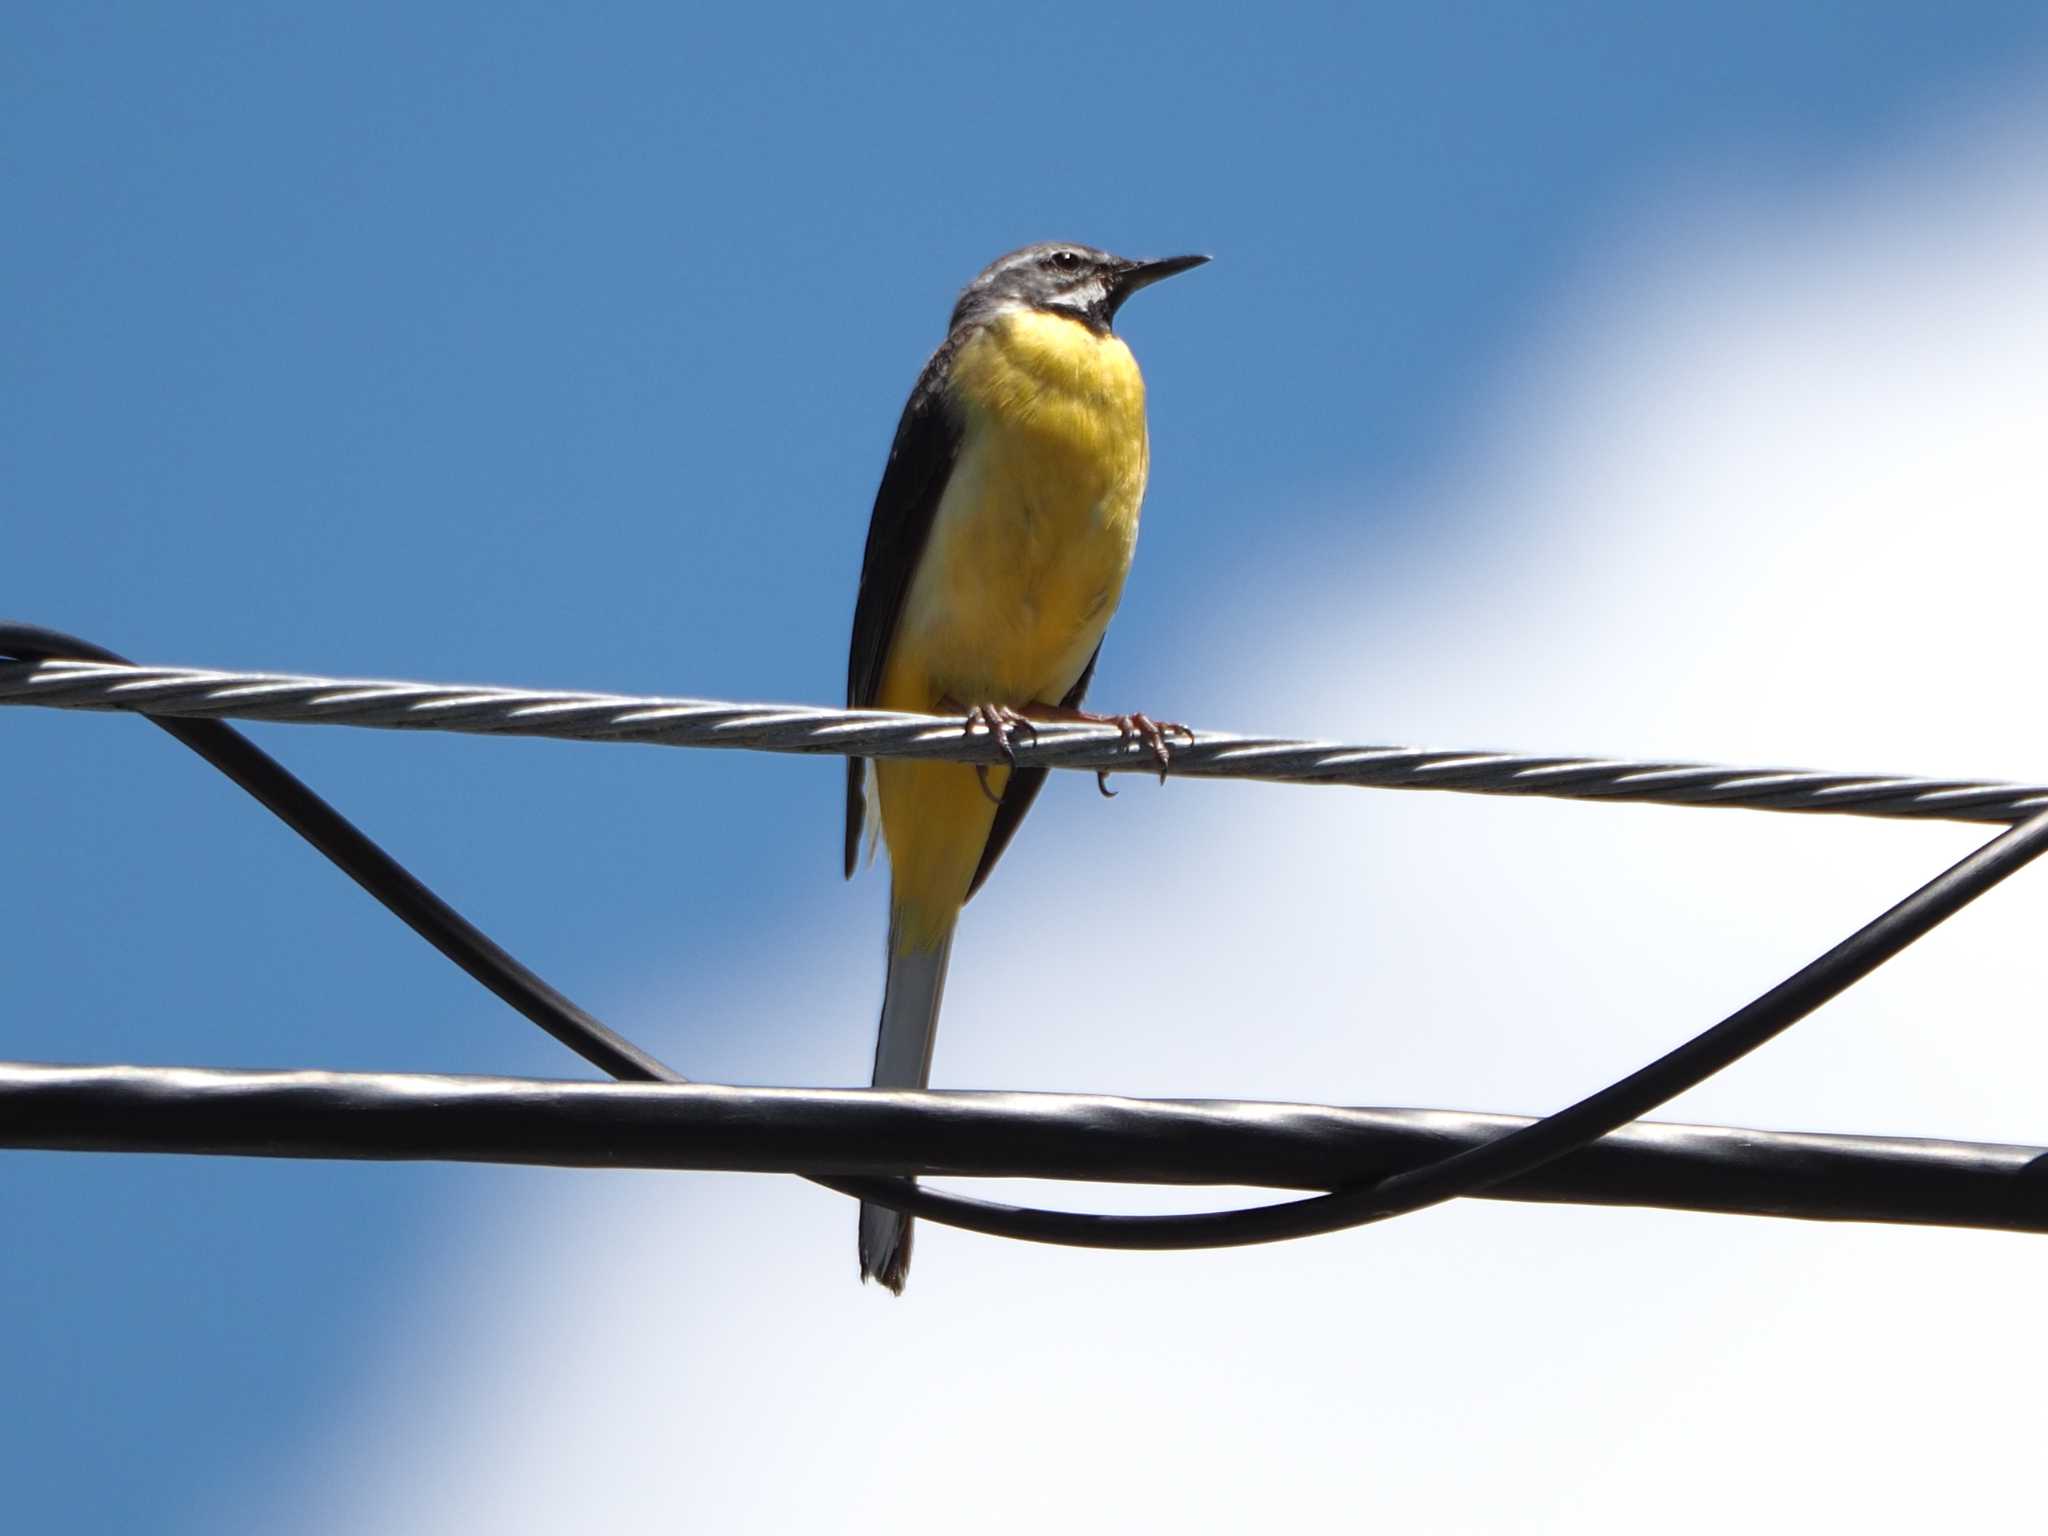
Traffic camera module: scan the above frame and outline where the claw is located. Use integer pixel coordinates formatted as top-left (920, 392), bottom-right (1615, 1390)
top-left (1125, 713), bottom-right (1171, 778)
top-left (1109, 712), bottom-right (1192, 784)
top-left (1015, 701), bottom-right (1192, 791)
top-left (951, 701), bottom-right (1038, 804)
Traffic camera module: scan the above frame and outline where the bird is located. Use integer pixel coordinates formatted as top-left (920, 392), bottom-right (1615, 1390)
top-left (844, 241), bottom-right (1208, 1291)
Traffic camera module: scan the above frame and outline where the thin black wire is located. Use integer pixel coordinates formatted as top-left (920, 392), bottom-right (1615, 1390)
top-left (820, 803), bottom-right (2048, 1248)
top-left (9, 620), bottom-right (2045, 1254)
top-left (0, 625), bottom-right (671, 1085)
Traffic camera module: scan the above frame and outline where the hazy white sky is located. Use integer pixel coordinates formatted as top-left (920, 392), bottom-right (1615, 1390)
top-left (256, 88), bottom-right (2048, 1536)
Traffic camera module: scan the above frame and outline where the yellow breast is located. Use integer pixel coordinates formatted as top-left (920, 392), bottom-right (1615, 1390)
top-left (876, 305), bottom-right (1153, 938)
top-left (883, 306), bottom-right (1151, 710)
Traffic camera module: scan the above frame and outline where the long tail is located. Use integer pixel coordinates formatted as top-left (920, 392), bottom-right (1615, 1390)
top-left (858, 906), bottom-right (955, 1293)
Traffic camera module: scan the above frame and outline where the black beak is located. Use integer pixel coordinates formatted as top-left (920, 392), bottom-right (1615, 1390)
top-left (1106, 253), bottom-right (1210, 317)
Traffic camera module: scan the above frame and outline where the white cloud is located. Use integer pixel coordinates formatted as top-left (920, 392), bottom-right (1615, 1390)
top-left (249, 95), bottom-right (2048, 1534)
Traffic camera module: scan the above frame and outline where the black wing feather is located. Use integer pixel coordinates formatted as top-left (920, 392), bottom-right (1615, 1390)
top-left (964, 641), bottom-right (1101, 900)
top-left (844, 335), bottom-right (967, 877)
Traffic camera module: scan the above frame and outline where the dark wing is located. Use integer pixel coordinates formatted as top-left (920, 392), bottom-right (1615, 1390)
top-left (964, 641), bottom-right (1101, 901)
top-left (845, 335), bottom-right (966, 877)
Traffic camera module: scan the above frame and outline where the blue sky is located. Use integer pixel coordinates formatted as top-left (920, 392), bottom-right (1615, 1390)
top-left (8, 4), bottom-right (2048, 1530)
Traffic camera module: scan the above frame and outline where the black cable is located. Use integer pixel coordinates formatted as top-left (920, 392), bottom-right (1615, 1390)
top-left (0, 624), bottom-right (672, 1085)
top-left (9, 621), bottom-right (2045, 1254)
top-left (6, 1061), bottom-right (2046, 1234)
top-left (894, 801), bottom-right (2048, 1249)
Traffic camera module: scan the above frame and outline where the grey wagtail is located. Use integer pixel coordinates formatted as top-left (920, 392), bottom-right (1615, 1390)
top-left (844, 242), bottom-right (1208, 1291)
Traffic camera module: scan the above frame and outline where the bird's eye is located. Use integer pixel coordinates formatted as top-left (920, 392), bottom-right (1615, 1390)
top-left (1047, 249), bottom-right (1081, 271)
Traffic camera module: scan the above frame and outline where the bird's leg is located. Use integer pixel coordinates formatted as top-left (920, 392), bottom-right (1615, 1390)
top-left (938, 697), bottom-right (1038, 805)
top-left (1020, 704), bottom-right (1194, 794)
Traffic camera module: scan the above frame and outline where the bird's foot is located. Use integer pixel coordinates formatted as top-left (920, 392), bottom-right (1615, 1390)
top-left (1022, 705), bottom-right (1194, 795)
top-left (942, 699), bottom-right (1038, 804)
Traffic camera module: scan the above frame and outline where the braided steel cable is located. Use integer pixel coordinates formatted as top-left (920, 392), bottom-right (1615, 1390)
top-left (4, 655), bottom-right (2045, 824)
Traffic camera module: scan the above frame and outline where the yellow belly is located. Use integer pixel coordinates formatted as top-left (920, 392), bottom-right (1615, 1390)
top-left (879, 307), bottom-right (1151, 944)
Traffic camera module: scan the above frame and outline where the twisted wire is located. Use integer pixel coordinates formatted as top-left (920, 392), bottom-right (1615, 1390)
top-left (5, 657), bottom-right (2044, 825)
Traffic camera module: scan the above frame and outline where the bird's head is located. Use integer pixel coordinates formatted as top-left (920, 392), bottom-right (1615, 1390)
top-left (951, 243), bottom-right (1209, 335)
